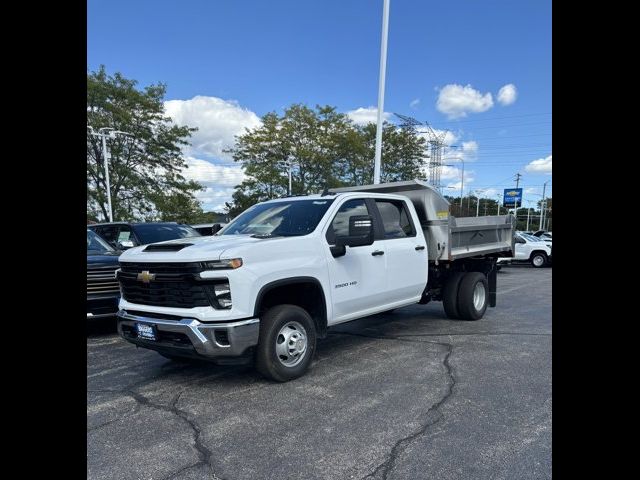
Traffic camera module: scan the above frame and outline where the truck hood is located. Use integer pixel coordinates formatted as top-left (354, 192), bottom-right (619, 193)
top-left (119, 234), bottom-right (265, 262)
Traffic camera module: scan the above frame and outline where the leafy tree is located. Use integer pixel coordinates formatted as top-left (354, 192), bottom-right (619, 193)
top-left (87, 66), bottom-right (204, 222)
top-left (225, 104), bottom-right (427, 213)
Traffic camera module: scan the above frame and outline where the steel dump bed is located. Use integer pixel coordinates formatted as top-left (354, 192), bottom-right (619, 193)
top-left (331, 179), bottom-right (515, 262)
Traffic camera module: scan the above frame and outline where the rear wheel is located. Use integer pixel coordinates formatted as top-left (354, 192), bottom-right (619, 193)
top-left (457, 272), bottom-right (489, 321)
top-left (443, 272), bottom-right (465, 319)
top-left (530, 252), bottom-right (547, 268)
top-left (255, 304), bottom-right (316, 382)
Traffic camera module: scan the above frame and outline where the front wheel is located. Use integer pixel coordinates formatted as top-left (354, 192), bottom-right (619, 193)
top-left (530, 252), bottom-right (548, 268)
top-left (255, 305), bottom-right (316, 382)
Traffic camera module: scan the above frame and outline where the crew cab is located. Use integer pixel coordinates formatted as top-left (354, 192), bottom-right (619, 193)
top-left (116, 180), bottom-right (515, 381)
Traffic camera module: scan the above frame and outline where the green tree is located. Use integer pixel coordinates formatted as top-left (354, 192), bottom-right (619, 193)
top-left (87, 66), bottom-right (204, 222)
top-left (225, 104), bottom-right (427, 214)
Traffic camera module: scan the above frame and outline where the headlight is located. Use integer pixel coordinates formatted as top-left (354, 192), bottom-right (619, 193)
top-left (202, 258), bottom-right (243, 270)
top-left (213, 282), bottom-right (232, 309)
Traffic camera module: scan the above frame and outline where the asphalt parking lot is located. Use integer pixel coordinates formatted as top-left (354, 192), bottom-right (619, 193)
top-left (87, 266), bottom-right (551, 480)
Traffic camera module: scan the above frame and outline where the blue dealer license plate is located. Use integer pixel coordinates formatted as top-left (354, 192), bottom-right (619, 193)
top-left (135, 323), bottom-right (157, 341)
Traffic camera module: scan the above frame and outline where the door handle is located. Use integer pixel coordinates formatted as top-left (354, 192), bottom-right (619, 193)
top-left (415, 245), bottom-right (425, 251)
top-left (371, 250), bottom-right (385, 256)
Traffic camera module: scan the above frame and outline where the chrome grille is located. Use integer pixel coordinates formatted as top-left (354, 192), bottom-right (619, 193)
top-left (87, 266), bottom-right (120, 295)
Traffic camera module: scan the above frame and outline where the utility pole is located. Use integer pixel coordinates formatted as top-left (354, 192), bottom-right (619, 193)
top-left (373, 0), bottom-right (390, 185)
top-left (513, 172), bottom-right (522, 218)
top-left (526, 207), bottom-right (531, 231)
top-left (496, 194), bottom-right (502, 215)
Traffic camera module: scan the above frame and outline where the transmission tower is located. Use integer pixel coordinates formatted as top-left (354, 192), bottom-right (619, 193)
top-left (423, 122), bottom-right (449, 192)
top-left (393, 114), bottom-right (450, 192)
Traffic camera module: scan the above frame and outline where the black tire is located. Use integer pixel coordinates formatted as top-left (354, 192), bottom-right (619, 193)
top-left (457, 272), bottom-right (489, 321)
top-left (443, 272), bottom-right (465, 319)
top-left (255, 304), bottom-right (316, 382)
top-left (530, 252), bottom-right (548, 268)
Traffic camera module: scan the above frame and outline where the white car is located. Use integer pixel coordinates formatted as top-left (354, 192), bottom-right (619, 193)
top-left (499, 233), bottom-right (551, 268)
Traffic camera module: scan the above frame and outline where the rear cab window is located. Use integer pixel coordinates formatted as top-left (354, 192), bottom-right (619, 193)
top-left (374, 199), bottom-right (416, 239)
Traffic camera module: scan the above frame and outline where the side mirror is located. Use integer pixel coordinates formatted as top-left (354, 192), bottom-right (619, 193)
top-left (211, 223), bottom-right (223, 235)
top-left (335, 215), bottom-right (374, 248)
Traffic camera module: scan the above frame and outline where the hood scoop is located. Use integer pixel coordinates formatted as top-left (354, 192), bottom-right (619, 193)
top-left (143, 243), bottom-right (193, 252)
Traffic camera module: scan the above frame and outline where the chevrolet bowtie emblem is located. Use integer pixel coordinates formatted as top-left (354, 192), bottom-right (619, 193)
top-left (137, 270), bottom-right (156, 283)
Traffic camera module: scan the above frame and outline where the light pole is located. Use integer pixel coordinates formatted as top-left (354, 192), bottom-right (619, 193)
top-left (496, 194), bottom-right (502, 215)
top-left (525, 199), bottom-right (536, 231)
top-left (373, 0), bottom-right (390, 184)
top-left (540, 180), bottom-right (550, 231)
top-left (88, 126), bottom-right (133, 222)
top-left (473, 189), bottom-right (486, 217)
top-left (459, 158), bottom-right (465, 211)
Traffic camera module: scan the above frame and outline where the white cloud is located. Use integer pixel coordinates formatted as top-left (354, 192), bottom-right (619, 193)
top-left (497, 84), bottom-right (517, 106)
top-left (524, 187), bottom-right (538, 194)
top-left (180, 157), bottom-right (246, 211)
top-left (194, 186), bottom-right (237, 212)
top-left (346, 106), bottom-right (391, 126)
top-left (461, 141), bottom-right (478, 156)
top-left (409, 98), bottom-right (420, 109)
top-left (182, 157), bottom-right (245, 186)
top-left (525, 154), bottom-right (552, 174)
top-left (436, 84), bottom-right (494, 119)
top-left (164, 96), bottom-right (262, 161)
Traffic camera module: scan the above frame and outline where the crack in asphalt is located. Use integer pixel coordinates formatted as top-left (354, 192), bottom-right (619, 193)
top-left (126, 388), bottom-right (222, 480)
top-left (330, 332), bottom-right (456, 480)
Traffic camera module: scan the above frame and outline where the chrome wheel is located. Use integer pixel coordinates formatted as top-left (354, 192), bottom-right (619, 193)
top-left (275, 321), bottom-right (308, 367)
top-left (532, 255), bottom-right (545, 267)
top-left (473, 282), bottom-right (486, 311)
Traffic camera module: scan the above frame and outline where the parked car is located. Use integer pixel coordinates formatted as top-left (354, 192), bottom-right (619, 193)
top-left (191, 222), bottom-right (227, 236)
top-left (87, 222), bottom-right (201, 249)
top-left (498, 232), bottom-right (551, 268)
top-left (115, 180), bottom-right (515, 381)
top-left (87, 229), bottom-right (121, 319)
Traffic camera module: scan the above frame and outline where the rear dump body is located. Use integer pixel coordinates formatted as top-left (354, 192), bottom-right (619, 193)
top-left (331, 180), bottom-right (515, 262)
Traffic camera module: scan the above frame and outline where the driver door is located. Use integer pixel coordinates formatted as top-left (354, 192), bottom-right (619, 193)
top-left (323, 198), bottom-right (388, 323)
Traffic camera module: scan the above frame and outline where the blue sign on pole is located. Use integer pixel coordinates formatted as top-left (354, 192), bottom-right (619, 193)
top-left (503, 188), bottom-right (523, 208)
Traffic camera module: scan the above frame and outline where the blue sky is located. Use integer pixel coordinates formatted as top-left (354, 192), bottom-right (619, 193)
top-left (88, 0), bottom-right (552, 212)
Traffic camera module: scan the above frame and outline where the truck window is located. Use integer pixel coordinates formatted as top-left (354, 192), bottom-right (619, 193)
top-left (374, 200), bottom-right (415, 238)
top-left (326, 199), bottom-right (369, 244)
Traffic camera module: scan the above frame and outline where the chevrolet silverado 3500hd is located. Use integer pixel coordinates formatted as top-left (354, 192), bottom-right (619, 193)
top-left (116, 180), bottom-right (515, 381)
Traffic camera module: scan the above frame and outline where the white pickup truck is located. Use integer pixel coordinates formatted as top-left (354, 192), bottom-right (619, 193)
top-left (116, 180), bottom-right (515, 381)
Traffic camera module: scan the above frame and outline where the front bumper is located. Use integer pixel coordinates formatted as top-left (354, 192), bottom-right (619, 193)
top-left (117, 310), bottom-right (260, 360)
top-left (87, 295), bottom-right (120, 319)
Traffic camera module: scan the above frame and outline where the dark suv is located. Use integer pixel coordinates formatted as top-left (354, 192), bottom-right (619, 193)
top-left (87, 229), bottom-right (121, 319)
top-left (87, 222), bottom-right (201, 249)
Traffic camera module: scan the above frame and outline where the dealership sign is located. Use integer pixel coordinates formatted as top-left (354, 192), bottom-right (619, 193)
top-left (503, 188), bottom-right (523, 208)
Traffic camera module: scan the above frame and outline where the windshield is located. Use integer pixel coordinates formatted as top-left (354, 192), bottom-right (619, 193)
top-left (134, 224), bottom-right (201, 244)
top-left (87, 229), bottom-right (116, 255)
top-left (521, 233), bottom-right (541, 242)
top-left (220, 199), bottom-right (335, 237)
